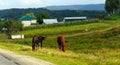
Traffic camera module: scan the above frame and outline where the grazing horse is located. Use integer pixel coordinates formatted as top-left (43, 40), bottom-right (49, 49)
top-left (57, 36), bottom-right (67, 52)
top-left (32, 35), bottom-right (46, 51)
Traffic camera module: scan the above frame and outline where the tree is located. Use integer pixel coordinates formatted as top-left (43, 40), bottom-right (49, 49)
top-left (36, 12), bottom-right (51, 24)
top-left (105, 0), bottom-right (120, 15)
top-left (25, 13), bottom-right (36, 18)
top-left (0, 22), bottom-right (3, 31)
top-left (0, 17), bottom-right (2, 22)
top-left (3, 19), bottom-right (23, 35)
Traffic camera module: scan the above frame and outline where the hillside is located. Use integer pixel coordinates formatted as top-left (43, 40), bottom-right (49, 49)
top-left (46, 4), bottom-right (105, 10)
top-left (1, 18), bottom-right (120, 65)
top-left (0, 8), bottom-right (106, 20)
top-left (0, 4), bottom-right (106, 20)
top-left (0, 8), bottom-right (48, 20)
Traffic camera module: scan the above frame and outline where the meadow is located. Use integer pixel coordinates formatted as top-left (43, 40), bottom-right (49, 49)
top-left (0, 19), bottom-right (120, 65)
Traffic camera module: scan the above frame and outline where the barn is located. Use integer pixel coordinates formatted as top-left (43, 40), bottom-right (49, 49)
top-left (63, 17), bottom-right (87, 22)
top-left (43, 19), bottom-right (58, 24)
top-left (20, 16), bottom-right (37, 27)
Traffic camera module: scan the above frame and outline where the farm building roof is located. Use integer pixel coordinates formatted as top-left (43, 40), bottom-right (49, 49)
top-left (43, 19), bottom-right (58, 24)
top-left (20, 16), bottom-right (36, 21)
top-left (64, 17), bottom-right (87, 20)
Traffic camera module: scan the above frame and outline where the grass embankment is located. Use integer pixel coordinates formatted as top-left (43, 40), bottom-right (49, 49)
top-left (0, 20), bottom-right (120, 65)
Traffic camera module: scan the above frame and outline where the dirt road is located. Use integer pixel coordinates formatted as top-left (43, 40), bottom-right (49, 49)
top-left (0, 48), bottom-right (55, 65)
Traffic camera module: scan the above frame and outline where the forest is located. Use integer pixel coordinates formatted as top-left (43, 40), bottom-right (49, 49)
top-left (0, 8), bottom-right (107, 21)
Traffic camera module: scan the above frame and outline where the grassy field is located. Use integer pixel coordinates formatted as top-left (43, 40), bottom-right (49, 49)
top-left (19, 23), bottom-right (110, 38)
top-left (0, 19), bottom-right (120, 65)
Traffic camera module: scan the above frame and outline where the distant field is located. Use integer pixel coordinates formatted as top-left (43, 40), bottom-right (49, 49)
top-left (0, 19), bottom-right (120, 65)
top-left (15, 23), bottom-right (110, 38)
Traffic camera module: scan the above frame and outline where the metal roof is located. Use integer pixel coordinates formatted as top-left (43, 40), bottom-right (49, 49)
top-left (64, 17), bottom-right (87, 20)
top-left (43, 19), bottom-right (58, 24)
top-left (20, 16), bottom-right (36, 21)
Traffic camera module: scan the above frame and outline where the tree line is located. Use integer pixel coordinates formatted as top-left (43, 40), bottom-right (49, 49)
top-left (0, 8), bottom-right (106, 21)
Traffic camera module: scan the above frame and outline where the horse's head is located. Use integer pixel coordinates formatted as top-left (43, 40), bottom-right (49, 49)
top-left (41, 36), bottom-right (46, 40)
top-left (65, 40), bottom-right (68, 43)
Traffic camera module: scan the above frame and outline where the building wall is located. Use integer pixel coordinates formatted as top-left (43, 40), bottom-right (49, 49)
top-left (22, 21), bottom-right (31, 27)
top-left (22, 20), bottom-right (37, 27)
top-left (31, 20), bottom-right (37, 24)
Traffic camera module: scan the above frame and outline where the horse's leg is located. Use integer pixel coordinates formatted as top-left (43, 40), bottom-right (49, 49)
top-left (58, 42), bottom-right (62, 50)
top-left (32, 43), bottom-right (35, 51)
top-left (40, 41), bottom-right (42, 49)
top-left (62, 44), bottom-right (65, 52)
top-left (38, 43), bottom-right (40, 49)
top-left (36, 43), bottom-right (38, 50)
top-left (37, 43), bottom-right (39, 50)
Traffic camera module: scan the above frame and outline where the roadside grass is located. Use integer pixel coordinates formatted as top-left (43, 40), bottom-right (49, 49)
top-left (1, 33), bottom-right (120, 65)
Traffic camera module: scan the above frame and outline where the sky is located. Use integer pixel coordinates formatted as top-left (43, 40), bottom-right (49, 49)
top-left (0, 0), bottom-right (106, 9)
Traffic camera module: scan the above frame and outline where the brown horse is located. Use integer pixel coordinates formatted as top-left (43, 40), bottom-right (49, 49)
top-left (32, 35), bottom-right (46, 51)
top-left (57, 36), bottom-right (67, 52)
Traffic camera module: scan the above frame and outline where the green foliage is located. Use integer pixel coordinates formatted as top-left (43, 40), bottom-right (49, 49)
top-left (36, 12), bottom-right (51, 24)
top-left (25, 13), bottom-right (36, 18)
top-left (0, 17), bottom-right (2, 22)
top-left (0, 8), bottom-right (106, 20)
top-left (3, 19), bottom-right (23, 35)
top-left (0, 22), bottom-right (3, 31)
top-left (105, 0), bottom-right (120, 15)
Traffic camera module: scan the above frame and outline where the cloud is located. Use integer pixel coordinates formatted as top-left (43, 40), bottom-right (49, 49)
top-left (19, 0), bottom-right (42, 6)
top-left (0, 0), bottom-right (105, 9)
top-left (0, 0), bottom-right (43, 9)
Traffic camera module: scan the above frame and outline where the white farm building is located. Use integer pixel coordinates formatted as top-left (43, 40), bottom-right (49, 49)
top-left (63, 17), bottom-right (87, 22)
top-left (20, 16), bottom-right (37, 27)
top-left (43, 19), bottom-right (58, 24)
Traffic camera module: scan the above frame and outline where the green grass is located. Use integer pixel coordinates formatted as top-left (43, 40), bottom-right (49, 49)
top-left (104, 13), bottom-right (120, 20)
top-left (23, 19), bottom-right (100, 31)
top-left (14, 23), bottom-right (110, 38)
top-left (1, 33), bottom-right (120, 65)
top-left (1, 19), bottom-right (120, 65)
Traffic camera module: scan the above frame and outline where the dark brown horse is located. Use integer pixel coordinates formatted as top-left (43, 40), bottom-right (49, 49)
top-left (57, 36), bottom-right (67, 52)
top-left (32, 35), bottom-right (46, 51)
